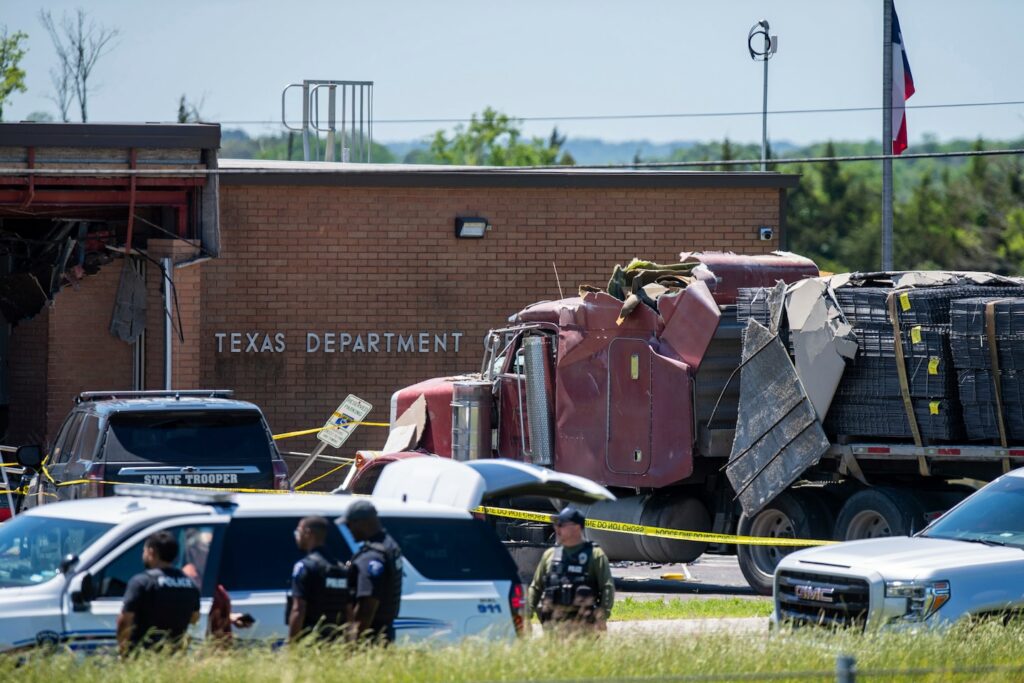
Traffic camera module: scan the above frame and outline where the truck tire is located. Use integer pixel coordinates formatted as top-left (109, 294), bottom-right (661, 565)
top-left (833, 487), bottom-right (926, 540)
top-left (736, 490), bottom-right (834, 596)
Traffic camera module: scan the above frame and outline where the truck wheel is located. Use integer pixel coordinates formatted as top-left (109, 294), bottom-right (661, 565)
top-left (736, 491), bottom-right (833, 596)
top-left (834, 488), bottom-right (925, 540)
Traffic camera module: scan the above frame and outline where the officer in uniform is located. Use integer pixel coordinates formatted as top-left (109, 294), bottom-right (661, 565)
top-left (529, 506), bottom-right (614, 632)
top-left (341, 499), bottom-right (403, 644)
top-left (288, 515), bottom-right (351, 642)
top-left (117, 530), bottom-right (201, 655)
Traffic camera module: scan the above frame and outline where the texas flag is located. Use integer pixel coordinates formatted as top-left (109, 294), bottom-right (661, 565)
top-left (891, 4), bottom-right (915, 155)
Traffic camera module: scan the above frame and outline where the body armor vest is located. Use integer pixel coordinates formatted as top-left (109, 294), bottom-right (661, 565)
top-left (301, 551), bottom-right (351, 631)
top-left (540, 542), bottom-right (599, 621)
top-left (351, 538), bottom-right (403, 626)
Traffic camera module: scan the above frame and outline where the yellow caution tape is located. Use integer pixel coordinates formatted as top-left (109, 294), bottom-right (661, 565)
top-left (272, 422), bottom-right (390, 441)
top-left (930, 401), bottom-right (941, 415)
top-left (474, 505), bottom-right (835, 547)
top-left (294, 460), bottom-right (353, 491)
top-left (899, 292), bottom-right (911, 312)
top-left (928, 357), bottom-right (940, 375)
top-left (910, 326), bottom-right (922, 344)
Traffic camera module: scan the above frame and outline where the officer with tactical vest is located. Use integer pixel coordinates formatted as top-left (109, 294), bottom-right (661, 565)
top-left (288, 515), bottom-right (351, 642)
top-left (529, 506), bottom-right (614, 632)
top-left (342, 499), bottom-right (403, 644)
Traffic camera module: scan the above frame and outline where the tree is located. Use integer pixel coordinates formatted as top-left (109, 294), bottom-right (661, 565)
top-left (0, 27), bottom-right (28, 122)
top-left (426, 108), bottom-right (574, 166)
top-left (176, 94), bottom-right (205, 123)
top-left (39, 9), bottom-right (119, 123)
top-left (49, 62), bottom-right (72, 122)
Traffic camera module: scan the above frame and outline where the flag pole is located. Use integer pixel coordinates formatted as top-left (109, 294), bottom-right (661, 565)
top-left (882, 0), bottom-right (894, 271)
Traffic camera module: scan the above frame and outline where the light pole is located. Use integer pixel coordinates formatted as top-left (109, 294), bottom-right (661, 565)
top-left (748, 20), bottom-right (778, 172)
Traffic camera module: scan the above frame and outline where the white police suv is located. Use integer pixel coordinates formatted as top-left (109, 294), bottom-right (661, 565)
top-left (0, 459), bottom-right (612, 652)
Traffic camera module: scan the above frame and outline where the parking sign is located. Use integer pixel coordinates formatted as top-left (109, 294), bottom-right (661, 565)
top-left (317, 395), bottom-right (373, 449)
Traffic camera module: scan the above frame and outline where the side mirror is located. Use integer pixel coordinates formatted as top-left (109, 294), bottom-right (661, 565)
top-left (15, 445), bottom-right (43, 470)
top-left (70, 572), bottom-right (96, 610)
top-left (59, 554), bottom-right (79, 575)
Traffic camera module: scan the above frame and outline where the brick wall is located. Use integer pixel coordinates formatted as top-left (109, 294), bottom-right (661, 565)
top-left (145, 240), bottom-right (203, 391)
top-left (205, 183), bottom-right (784, 483)
top-left (43, 266), bottom-right (135, 439)
top-left (8, 311), bottom-right (49, 444)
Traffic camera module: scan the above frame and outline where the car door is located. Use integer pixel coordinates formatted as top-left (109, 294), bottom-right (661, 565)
top-left (370, 457), bottom-right (616, 509)
top-left (214, 516), bottom-right (352, 644)
top-left (62, 415), bottom-right (102, 501)
top-left (62, 516), bottom-right (227, 652)
top-left (33, 413), bottom-right (84, 506)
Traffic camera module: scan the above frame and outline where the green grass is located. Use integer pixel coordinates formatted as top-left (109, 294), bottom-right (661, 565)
top-left (10, 621), bottom-right (1024, 682)
top-left (610, 596), bottom-right (772, 621)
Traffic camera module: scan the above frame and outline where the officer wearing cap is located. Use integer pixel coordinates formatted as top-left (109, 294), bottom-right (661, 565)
top-left (529, 506), bottom-right (614, 632)
top-left (342, 499), bottom-right (403, 644)
top-left (288, 515), bottom-right (351, 642)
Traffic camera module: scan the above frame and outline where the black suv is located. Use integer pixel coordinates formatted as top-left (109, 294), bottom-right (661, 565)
top-left (17, 390), bottom-right (289, 508)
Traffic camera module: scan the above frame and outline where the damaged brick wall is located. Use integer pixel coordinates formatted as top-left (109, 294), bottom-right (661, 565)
top-left (7, 311), bottom-right (49, 444)
top-left (206, 183), bottom-right (785, 485)
top-left (145, 239), bottom-right (203, 391)
top-left (44, 266), bottom-right (134, 440)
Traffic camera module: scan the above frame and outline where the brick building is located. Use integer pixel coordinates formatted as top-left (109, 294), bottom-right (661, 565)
top-left (1, 124), bottom-right (798, 485)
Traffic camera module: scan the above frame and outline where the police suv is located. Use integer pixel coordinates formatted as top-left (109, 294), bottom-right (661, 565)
top-left (16, 390), bottom-right (290, 508)
top-left (0, 459), bottom-right (612, 651)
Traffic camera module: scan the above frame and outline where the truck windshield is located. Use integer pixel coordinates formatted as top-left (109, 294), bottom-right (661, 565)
top-left (0, 516), bottom-right (112, 587)
top-left (105, 410), bottom-right (274, 463)
top-left (922, 477), bottom-right (1024, 548)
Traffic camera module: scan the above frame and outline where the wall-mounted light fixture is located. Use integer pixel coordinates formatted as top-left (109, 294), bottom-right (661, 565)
top-left (455, 216), bottom-right (490, 239)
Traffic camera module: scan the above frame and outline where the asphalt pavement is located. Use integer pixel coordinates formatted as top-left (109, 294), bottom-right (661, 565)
top-left (612, 554), bottom-right (760, 601)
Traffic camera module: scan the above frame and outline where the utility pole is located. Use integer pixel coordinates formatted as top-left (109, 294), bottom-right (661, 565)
top-left (748, 20), bottom-right (778, 172)
top-left (882, 0), bottom-right (894, 270)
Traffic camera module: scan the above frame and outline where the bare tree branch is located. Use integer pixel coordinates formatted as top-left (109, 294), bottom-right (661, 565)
top-left (39, 8), bottom-right (119, 123)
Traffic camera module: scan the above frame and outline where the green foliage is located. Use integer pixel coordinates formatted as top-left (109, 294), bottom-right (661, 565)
top-left (0, 26), bottom-right (28, 122)
top-left (220, 130), bottom-right (396, 164)
top-left (424, 108), bottom-right (574, 166)
top-left (9, 620), bottom-right (1024, 682)
top-left (611, 596), bottom-right (771, 621)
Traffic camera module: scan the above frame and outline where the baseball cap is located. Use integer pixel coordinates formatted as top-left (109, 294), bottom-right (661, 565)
top-left (555, 506), bottom-right (586, 526)
top-left (341, 499), bottom-right (378, 524)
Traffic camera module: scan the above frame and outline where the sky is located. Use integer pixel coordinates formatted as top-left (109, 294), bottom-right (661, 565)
top-left (3, 0), bottom-right (1024, 146)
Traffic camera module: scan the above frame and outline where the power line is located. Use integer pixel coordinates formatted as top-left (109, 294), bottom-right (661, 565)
top-left (212, 98), bottom-right (1024, 127)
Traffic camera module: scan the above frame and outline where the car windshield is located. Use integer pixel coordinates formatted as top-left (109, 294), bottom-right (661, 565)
top-left (922, 476), bottom-right (1024, 548)
top-left (105, 410), bottom-right (273, 464)
top-left (0, 515), bottom-right (112, 587)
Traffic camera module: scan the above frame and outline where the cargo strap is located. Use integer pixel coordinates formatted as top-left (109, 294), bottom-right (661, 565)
top-left (985, 300), bottom-right (1009, 449)
top-left (984, 300), bottom-right (1012, 472)
top-left (887, 291), bottom-right (924, 452)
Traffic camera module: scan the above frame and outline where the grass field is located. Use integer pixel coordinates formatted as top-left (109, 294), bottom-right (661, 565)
top-left (610, 596), bottom-right (772, 621)
top-left (9, 621), bottom-right (1024, 682)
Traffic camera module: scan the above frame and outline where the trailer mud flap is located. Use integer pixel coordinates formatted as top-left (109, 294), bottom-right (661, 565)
top-left (726, 319), bottom-right (830, 516)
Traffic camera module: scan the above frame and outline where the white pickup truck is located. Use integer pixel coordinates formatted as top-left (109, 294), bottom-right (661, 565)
top-left (774, 469), bottom-right (1024, 629)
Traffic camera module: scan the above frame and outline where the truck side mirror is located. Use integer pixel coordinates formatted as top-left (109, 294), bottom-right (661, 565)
top-left (71, 572), bottom-right (96, 610)
top-left (15, 445), bottom-right (43, 470)
top-left (59, 554), bottom-right (79, 575)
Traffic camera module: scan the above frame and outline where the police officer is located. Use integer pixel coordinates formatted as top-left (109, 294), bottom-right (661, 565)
top-left (528, 506), bottom-right (614, 632)
top-left (288, 515), bottom-right (351, 642)
top-left (117, 530), bottom-right (201, 655)
top-left (342, 499), bottom-right (403, 644)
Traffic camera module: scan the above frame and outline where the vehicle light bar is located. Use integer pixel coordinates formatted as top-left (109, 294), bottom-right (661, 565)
top-left (114, 484), bottom-right (237, 505)
top-left (77, 389), bottom-right (235, 403)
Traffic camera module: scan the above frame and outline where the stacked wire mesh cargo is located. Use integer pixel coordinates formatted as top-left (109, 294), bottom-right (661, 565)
top-left (824, 286), bottom-right (964, 441)
top-left (951, 298), bottom-right (1024, 441)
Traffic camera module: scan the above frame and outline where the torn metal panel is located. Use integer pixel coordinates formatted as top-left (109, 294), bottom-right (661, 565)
top-left (657, 279), bottom-right (721, 370)
top-left (678, 251), bottom-right (819, 305)
top-left (726, 320), bottom-right (830, 516)
top-left (383, 394), bottom-right (428, 453)
top-left (786, 279), bottom-right (858, 421)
